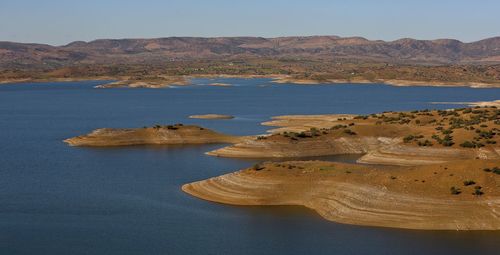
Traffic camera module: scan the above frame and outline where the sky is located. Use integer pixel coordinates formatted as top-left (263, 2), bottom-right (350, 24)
top-left (0, 0), bottom-right (499, 46)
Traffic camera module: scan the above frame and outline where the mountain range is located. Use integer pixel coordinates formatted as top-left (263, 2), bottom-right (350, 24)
top-left (1, 36), bottom-right (500, 68)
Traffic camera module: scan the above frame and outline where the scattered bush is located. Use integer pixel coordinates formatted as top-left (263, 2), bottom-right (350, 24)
top-left (418, 140), bottom-right (433, 147)
top-left (460, 141), bottom-right (484, 148)
top-left (343, 129), bottom-right (357, 135)
top-left (252, 164), bottom-right (265, 171)
top-left (473, 186), bottom-right (484, 196)
top-left (463, 180), bottom-right (476, 186)
top-left (450, 186), bottom-right (461, 195)
top-left (493, 167), bottom-right (500, 175)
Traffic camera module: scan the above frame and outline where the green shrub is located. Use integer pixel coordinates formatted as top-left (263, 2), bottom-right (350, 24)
top-left (418, 140), bottom-right (433, 147)
top-left (252, 164), bottom-right (265, 171)
top-left (460, 141), bottom-right (476, 148)
top-left (492, 167), bottom-right (500, 175)
top-left (450, 186), bottom-right (461, 195)
top-left (343, 129), bottom-right (357, 135)
top-left (403, 135), bottom-right (415, 143)
top-left (463, 180), bottom-right (476, 186)
top-left (473, 186), bottom-right (484, 196)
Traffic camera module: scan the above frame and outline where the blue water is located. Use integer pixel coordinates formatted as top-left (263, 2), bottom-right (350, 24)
top-left (1, 79), bottom-right (499, 255)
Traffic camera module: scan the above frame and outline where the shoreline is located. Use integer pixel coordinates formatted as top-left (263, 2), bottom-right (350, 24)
top-left (182, 159), bottom-right (500, 230)
top-left (271, 76), bottom-right (500, 88)
top-left (181, 106), bottom-right (500, 230)
top-left (2, 74), bottom-right (500, 88)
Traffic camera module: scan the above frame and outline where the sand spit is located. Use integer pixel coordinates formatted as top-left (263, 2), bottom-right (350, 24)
top-left (431, 100), bottom-right (500, 108)
top-left (271, 76), bottom-right (500, 88)
top-left (4, 74), bottom-right (499, 88)
top-left (208, 83), bottom-right (232, 87)
top-left (262, 114), bottom-right (357, 133)
top-left (183, 160), bottom-right (500, 230)
top-left (64, 124), bottom-right (244, 146)
top-left (94, 76), bottom-right (191, 88)
top-left (467, 100), bottom-right (500, 107)
top-left (208, 107), bottom-right (500, 165)
top-left (189, 114), bottom-right (235, 120)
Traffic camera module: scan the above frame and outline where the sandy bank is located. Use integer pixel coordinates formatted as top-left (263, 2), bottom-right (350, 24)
top-left (271, 76), bottom-right (500, 88)
top-left (208, 83), bottom-right (232, 87)
top-left (94, 76), bottom-right (191, 89)
top-left (189, 114), bottom-right (234, 120)
top-left (207, 107), bottom-right (500, 165)
top-left (3, 74), bottom-right (500, 88)
top-left (183, 160), bottom-right (500, 230)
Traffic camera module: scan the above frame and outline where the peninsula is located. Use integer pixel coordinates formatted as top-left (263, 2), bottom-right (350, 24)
top-left (183, 106), bottom-right (500, 230)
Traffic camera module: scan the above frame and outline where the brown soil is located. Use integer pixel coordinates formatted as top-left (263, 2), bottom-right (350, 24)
top-left (183, 159), bottom-right (500, 230)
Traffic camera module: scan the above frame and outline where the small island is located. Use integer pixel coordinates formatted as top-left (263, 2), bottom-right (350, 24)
top-left (189, 114), bottom-right (234, 120)
top-left (94, 76), bottom-right (190, 89)
top-left (64, 124), bottom-right (244, 146)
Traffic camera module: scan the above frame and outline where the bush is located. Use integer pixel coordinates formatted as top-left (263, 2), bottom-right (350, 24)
top-left (343, 129), bottom-right (357, 135)
top-left (473, 186), bottom-right (484, 196)
top-left (492, 167), bottom-right (500, 175)
top-left (403, 135), bottom-right (414, 143)
top-left (450, 186), bottom-right (461, 195)
top-left (460, 141), bottom-right (476, 148)
top-left (442, 129), bottom-right (453, 135)
top-left (310, 128), bottom-right (320, 136)
top-left (252, 164), bottom-right (265, 171)
top-left (296, 132), bottom-right (311, 138)
top-left (418, 140), bottom-right (433, 147)
top-left (463, 180), bottom-right (476, 186)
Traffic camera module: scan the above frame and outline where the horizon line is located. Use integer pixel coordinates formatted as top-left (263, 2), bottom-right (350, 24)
top-left (2, 34), bottom-right (499, 47)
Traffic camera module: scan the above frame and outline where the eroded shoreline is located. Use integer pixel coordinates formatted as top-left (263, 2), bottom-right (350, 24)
top-left (183, 160), bottom-right (500, 230)
top-left (64, 106), bottom-right (500, 230)
top-left (3, 75), bottom-right (500, 89)
top-left (183, 106), bottom-right (500, 230)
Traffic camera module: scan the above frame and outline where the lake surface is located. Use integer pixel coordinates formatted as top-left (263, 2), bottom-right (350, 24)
top-left (1, 78), bottom-right (500, 255)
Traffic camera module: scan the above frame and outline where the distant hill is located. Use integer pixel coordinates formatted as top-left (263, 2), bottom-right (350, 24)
top-left (1, 36), bottom-right (500, 68)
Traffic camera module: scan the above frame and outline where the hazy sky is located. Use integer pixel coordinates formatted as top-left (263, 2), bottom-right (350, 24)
top-left (1, 0), bottom-right (499, 45)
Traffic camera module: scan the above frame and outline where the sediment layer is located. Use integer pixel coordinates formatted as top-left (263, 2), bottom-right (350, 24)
top-left (183, 160), bottom-right (500, 230)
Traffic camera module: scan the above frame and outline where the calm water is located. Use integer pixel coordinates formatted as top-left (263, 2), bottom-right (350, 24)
top-left (1, 79), bottom-right (500, 255)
